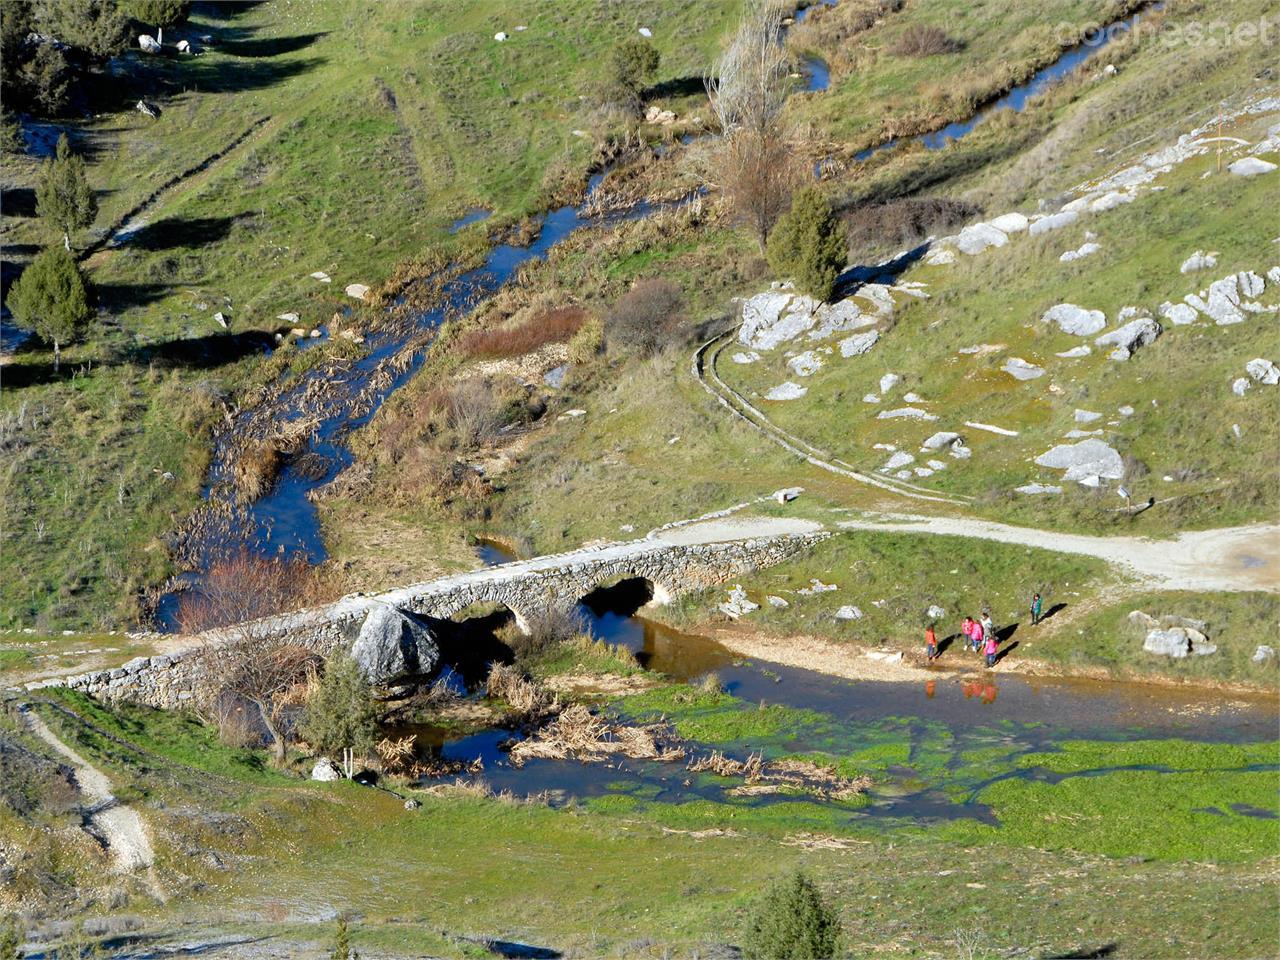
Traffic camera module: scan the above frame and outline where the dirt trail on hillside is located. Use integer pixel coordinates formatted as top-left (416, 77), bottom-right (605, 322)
top-left (20, 705), bottom-right (155, 873)
top-left (836, 513), bottom-right (1280, 593)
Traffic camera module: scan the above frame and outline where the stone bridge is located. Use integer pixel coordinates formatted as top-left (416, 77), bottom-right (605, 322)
top-left (48, 517), bottom-right (827, 708)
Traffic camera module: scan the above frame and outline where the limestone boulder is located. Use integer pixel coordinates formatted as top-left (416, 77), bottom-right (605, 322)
top-left (1228, 157), bottom-right (1277, 176)
top-left (1028, 210), bottom-right (1079, 235)
top-left (1034, 439), bottom-right (1124, 483)
top-left (838, 330), bottom-right (879, 357)
top-left (1180, 251), bottom-right (1217, 273)
top-left (956, 222), bottom-right (1009, 256)
top-left (1003, 357), bottom-right (1045, 380)
top-left (1095, 317), bottom-right (1161, 360)
top-left (1246, 358), bottom-right (1279, 385)
top-left (1042, 303), bottom-right (1107, 336)
top-left (311, 757), bottom-right (343, 781)
top-left (765, 381), bottom-right (807, 401)
top-left (350, 605), bottom-right (441, 684)
top-left (1144, 628), bottom-right (1191, 658)
top-left (988, 212), bottom-right (1029, 234)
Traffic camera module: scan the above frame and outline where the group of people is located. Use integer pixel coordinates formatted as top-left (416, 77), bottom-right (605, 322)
top-left (922, 593), bottom-right (1044, 668)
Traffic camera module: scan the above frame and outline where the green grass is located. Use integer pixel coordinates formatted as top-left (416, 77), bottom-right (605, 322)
top-left (1030, 589), bottom-right (1280, 686)
top-left (0, 0), bottom-right (742, 630)
top-left (525, 635), bottom-right (646, 680)
top-left (666, 527), bottom-right (1113, 645)
top-left (938, 738), bottom-right (1280, 863)
top-left (619, 684), bottom-right (836, 747)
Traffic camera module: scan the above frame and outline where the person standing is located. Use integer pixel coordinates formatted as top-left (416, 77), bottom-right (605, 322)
top-left (968, 616), bottom-right (984, 654)
top-left (925, 624), bottom-right (939, 661)
top-left (981, 611), bottom-right (996, 650)
top-left (961, 616), bottom-right (974, 653)
top-left (1031, 592), bottom-right (1043, 625)
top-left (984, 630), bottom-right (999, 668)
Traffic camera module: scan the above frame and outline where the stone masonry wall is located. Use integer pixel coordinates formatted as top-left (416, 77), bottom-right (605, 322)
top-left (43, 531), bottom-right (827, 709)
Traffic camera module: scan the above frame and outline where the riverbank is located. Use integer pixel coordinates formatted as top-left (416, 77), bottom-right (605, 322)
top-left (694, 620), bottom-right (1280, 701)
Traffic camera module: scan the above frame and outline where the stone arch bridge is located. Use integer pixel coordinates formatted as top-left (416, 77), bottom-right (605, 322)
top-left (51, 517), bottom-right (827, 708)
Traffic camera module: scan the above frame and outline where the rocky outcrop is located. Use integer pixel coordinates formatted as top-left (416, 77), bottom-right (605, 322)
top-left (1042, 303), bottom-right (1107, 336)
top-left (1246, 358), bottom-right (1279, 385)
top-left (1003, 357), bottom-right (1045, 380)
top-left (1034, 439), bottom-right (1124, 483)
top-left (1096, 316), bottom-right (1161, 360)
top-left (350, 605), bottom-right (440, 684)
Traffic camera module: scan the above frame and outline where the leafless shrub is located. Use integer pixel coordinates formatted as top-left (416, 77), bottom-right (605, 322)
top-left (457, 305), bottom-right (588, 359)
top-left (892, 24), bottom-right (963, 57)
top-left (233, 440), bottom-right (282, 502)
top-left (444, 378), bottom-right (507, 449)
top-left (502, 605), bottom-right (587, 668)
top-left (175, 551), bottom-right (314, 633)
top-left (605, 279), bottom-right (685, 357)
top-left (706, 1), bottom-right (795, 250)
top-left (486, 662), bottom-right (561, 723)
top-left (842, 197), bottom-right (980, 257)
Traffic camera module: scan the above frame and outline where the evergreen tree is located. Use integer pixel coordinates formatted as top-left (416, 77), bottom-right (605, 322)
top-left (36, 134), bottom-right (97, 250)
top-left (122, 0), bottom-right (192, 33)
top-left (6, 245), bottom-right (92, 371)
top-left (744, 872), bottom-right (842, 959)
top-left (766, 187), bottom-right (848, 302)
top-left (0, 916), bottom-right (21, 960)
top-left (608, 38), bottom-right (660, 101)
top-left (331, 915), bottom-right (359, 959)
top-left (38, 0), bottom-right (128, 60)
top-left (0, 109), bottom-right (23, 155)
top-left (299, 656), bottom-right (378, 759)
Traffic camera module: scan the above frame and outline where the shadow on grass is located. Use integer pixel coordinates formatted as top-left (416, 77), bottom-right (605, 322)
top-left (1, 186), bottom-right (37, 218)
top-left (645, 75), bottom-right (706, 99)
top-left (1038, 602), bottom-right (1068, 624)
top-left (993, 639), bottom-right (1019, 664)
top-left (122, 215), bottom-right (236, 251)
top-left (129, 330), bottom-right (275, 369)
top-left (95, 281), bottom-right (172, 311)
top-left (1045, 945), bottom-right (1118, 960)
top-left (221, 31), bottom-right (328, 58)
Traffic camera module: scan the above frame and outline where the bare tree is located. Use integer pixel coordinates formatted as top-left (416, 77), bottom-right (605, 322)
top-left (178, 551), bottom-right (320, 762)
top-left (705, 0), bottom-right (795, 250)
top-left (201, 629), bottom-right (318, 762)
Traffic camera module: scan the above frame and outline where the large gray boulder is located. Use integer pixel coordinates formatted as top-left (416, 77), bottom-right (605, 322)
top-left (1034, 438), bottom-right (1124, 482)
top-left (1144, 628), bottom-right (1191, 658)
top-left (350, 604), bottom-right (441, 684)
top-left (1096, 317), bottom-right (1161, 360)
top-left (1042, 303), bottom-right (1107, 336)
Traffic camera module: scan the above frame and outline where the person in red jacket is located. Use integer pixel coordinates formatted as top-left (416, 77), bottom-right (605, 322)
top-left (984, 630), bottom-right (999, 668)
top-left (925, 624), bottom-right (939, 661)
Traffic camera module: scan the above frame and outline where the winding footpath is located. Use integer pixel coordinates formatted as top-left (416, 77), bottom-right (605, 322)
top-left (19, 704), bottom-right (156, 874)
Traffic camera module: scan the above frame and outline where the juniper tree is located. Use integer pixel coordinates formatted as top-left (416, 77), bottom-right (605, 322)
top-left (6, 245), bottom-right (91, 370)
top-left (744, 871), bottom-right (842, 959)
top-left (36, 134), bottom-right (97, 250)
top-left (299, 655), bottom-right (378, 759)
top-left (766, 186), bottom-right (848, 302)
top-left (609, 38), bottom-right (660, 104)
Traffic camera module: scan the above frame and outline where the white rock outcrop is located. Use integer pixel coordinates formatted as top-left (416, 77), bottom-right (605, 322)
top-left (1246, 358), bottom-right (1280, 384)
top-left (765, 382), bottom-right (807, 401)
top-left (921, 431), bottom-right (961, 450)
top-left (1096, 317), bottom-right (1161, 360)
top-left (1228, 157), bottom-right (1277, 176)
top-left (1060, 242), bottom-right (1102, 262)
top-left (1180, 251), bottom-right (1218, 273)
top-left (877, 407), bottom-right (938, 421)
top-left (787, 351), bottom-right (824, 377)
top-left (956, 222), bottom-right (1009, 255)
top-left (1003, 357), bottom-right (1045, 380)
top-left (1231, 377), bottom-right (1251, 397)
top-left (1029, 210), bottom-right (1079, 235)
top-left (1034, 439), bottom-right (1124, 483)
top-left (1159, 301), bottom-right (1199, 325)
top-left (879, 373), bottom-right (901, 395)
top-left (1042, 303), bottom-right (1107, 336)
top-left (988, 212), bottom-right (1029, 234)
top-left (839, 330), bottom-right (879, 357)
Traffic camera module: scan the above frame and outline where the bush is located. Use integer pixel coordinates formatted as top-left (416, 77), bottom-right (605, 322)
top-left (608, 38), bottom-right (660, 101)
top-left (37, 135), bottom-right (97, 249)
top-left (5, 245), bottom-right (92, 369)
top-left (842, 197), bottom-right (979, 258)
top-left (766, 188), bottom-right (848, 302)
top-left (299, 656), bottom-right (379, 759)
top-left (605, 279), bottom-right (684, 357)
top-left (457, 305), bottom-right (587, 359)
top-left (503, 605), bottom-right (587, 670)
top-left (122, 0), bottom-right (192, 29)
top-left (567, 315), bottom-right (604, 365)
top-left (745, 872), bottom-right (843, 959)
top-left (891, 23), bottom-right (962, 56)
